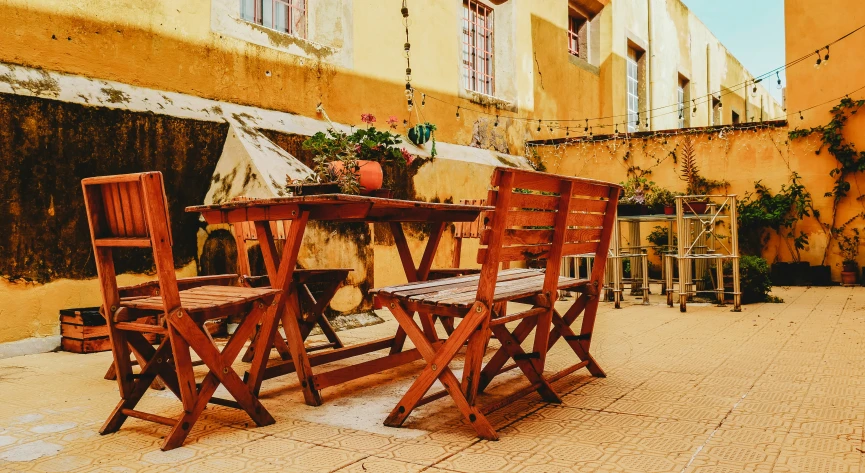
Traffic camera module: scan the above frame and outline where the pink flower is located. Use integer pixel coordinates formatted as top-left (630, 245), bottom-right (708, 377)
top-left (360, 113), bottom-right (376, 124)
top-left (400, 148), bottom-right (414, 165)
top-left (387, 116), bottom-right (399, 129)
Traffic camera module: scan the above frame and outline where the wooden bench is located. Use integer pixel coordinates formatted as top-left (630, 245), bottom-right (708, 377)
top-left (372, 167), bottom-right (620, 440)
top-left (82, 172), bottom-right (279, 451)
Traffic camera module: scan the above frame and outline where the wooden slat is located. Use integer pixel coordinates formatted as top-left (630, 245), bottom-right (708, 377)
top-left (120, 408), bottom-right (177, 427)
top-left (483, 228), bottom-right (604, 246)
top-left (94, 237), bottom-right (152, 248)
top-left (503, 210), bottom-right (606, 228)
top-left (505, 169), bottom-right (612, 197)
top-left (478, 242), bottom-right (597, 263)
top-left (114, 322), bottom-right (167, 334)
top-left (260, 337), bottom-right (396, 381)
top-left (495, 192), bottom-right (610, 213)
top-left (100, 184), bottom-right (120, 236)
top-left (312, 346), bottom-right (430, 390)
top-left (126, 180), bottom-right (148, 236)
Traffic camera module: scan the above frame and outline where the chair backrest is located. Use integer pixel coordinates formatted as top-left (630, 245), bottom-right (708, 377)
top-left (475, 167), bottom-right (621, 304)
top-left (82, 172), bottom-right (180, 317)
top-left (453, 199), bottom-right (484, 240)
top-left (229, 197), bottom-right (290, 277)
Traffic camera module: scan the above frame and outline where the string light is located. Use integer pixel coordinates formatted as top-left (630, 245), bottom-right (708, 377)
top-left (800, 111), bottom-right (804, 120)
top-left (537, 119), bottom-right (542, 132)
top-left (815, 50), bottom-right (822, 68)
top-left (824, 45), bottom-right (830, 64)
top-left (402, 0), bottom-right (414, 111)
top-left (776, 71), bottom-right (782, 89)
top-left (456, 106), bottom-right (460, 119)
top-left (584, 119), bottom-right (589, 132)
top-left (494, 114), bottom-right (499, 127)
top-left (421, 93), bottom-right (426, 106)
top-left (414, 25), bottom-right (863, 132)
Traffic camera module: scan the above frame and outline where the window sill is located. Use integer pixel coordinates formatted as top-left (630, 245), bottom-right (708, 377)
top-left (458, 89), bottom-right (517, 112)
top-left (568, 54), bottom-right (600, 75)
top-left (238, 18), bottom-right (336, 55)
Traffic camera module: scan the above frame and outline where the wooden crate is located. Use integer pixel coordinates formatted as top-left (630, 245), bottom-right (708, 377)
top-left (60, 307), bottom-right (158, 353)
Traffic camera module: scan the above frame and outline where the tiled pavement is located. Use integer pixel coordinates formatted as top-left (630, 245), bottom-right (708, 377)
top-left (1, 285), bottom-right (864, 472)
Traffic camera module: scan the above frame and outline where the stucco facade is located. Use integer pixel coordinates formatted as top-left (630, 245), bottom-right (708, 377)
top-left (0, 0), bottom-right (780, 349)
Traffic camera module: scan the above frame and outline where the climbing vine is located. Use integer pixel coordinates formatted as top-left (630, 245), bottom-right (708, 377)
top-left (789, 97), bottom-right (865, 263)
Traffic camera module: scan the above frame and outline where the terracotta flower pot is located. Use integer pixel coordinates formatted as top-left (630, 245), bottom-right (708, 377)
top-left (841, 271), bottom-right (857, 285)
top-left (664, 205), bottom-right (675, 215)
top-left (328, 160), bottom-right (383, 193)
top-left (685, 201), bottom-right (708, 214)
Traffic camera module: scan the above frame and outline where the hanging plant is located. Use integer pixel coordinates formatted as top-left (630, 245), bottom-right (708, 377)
top-left (408, 122), bottom-right (437, 157)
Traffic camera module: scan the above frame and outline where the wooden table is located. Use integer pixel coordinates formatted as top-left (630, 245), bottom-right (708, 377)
top-left (187, 195), bottom-right (491, 405)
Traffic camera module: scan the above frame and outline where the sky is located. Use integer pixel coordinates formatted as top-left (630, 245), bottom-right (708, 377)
top-left (681, 0), bottom-right (786, 103)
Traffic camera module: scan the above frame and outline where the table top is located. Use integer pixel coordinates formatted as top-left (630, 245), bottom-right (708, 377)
top-left (187, 194), bottom-right (493, 224)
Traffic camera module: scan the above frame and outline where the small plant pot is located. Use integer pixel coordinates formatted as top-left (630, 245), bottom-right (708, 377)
top-left (771, 262), bottom-right (792, 286)
top-left (809, 265), bottom-right (832, 286)
top-left (328, 160), bottom-right (384, 193)
top-left (663, 205), bottom-right (675, 215)
top-left (685, 201), bottom-right (708, 214)
top-left (842, 261), bottom-right (859, 273)
top-left (617, 203), bottom-right (648, 216)
top-left (841, 271), bottom-right (857, 285)
top-left (790, 262), bottom-right (811, 286)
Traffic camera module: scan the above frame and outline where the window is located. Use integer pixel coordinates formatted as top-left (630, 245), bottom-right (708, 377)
top-left (462, 0), bottom-right (494, 96)
top-left (240, 0), bottom-right (306, 38)
top-left (731, 111), bottom-right (740, 124)
top-left (626, 47), bottom-right (640, 133)
top-left (712, 96), bottom-right (721, 126)
top-left (568, 15), bottom-right (588, 59)
top-left (677, 76), bottom-right (690, 129)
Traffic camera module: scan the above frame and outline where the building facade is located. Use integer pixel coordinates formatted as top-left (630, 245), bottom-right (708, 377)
top-left (0, 0), bottom-right (780, 350)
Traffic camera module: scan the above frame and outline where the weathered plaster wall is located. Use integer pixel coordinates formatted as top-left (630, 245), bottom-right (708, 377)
top-left (534, 122), bottom-right (865, 279)
top-left (0, 94), bottom-right (228, 283)
top-left (0, 94), bottom-right (227, 343)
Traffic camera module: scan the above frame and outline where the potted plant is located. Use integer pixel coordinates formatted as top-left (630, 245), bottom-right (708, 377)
top-left (301, 113), bottom-right (416, 195)
top-left (646, 188), bottom-right (683, 215)
top-left (618, 176), bottom-right (657, 216)
top-left (678, 137), bottom-right (709, 214)
top-left (408, 122), bottom-right (438, 157)
top-left (836, 226), bottom-right (860, 285)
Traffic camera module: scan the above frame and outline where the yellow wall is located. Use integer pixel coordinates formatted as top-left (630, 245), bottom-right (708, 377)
top-left (0, 0), bottom-right (783, 347)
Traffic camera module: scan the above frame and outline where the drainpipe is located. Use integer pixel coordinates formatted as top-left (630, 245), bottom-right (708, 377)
top-left (647, 0), bottom-right (653, 130)
top-left (760, 94), bottom-right (764, 122)
top-left (706, 44), bottom-right (711, 125)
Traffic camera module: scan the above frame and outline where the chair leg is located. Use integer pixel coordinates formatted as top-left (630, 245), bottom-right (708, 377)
top-left (162, 304), bottom-right (275, 450)
top-left (550, 299), bottom-right (606, 378)
top-left (100, 337), bottom-right (173, 435)
top-left (382, 299), bottom-right (497, 440)
top-left (490, 324), bottom-right (561, 404)
top-left (461, 321), bottom-right (490, 404)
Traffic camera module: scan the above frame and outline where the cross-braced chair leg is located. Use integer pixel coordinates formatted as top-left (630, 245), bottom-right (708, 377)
top-left (381, 298), bottom-right (498, 440)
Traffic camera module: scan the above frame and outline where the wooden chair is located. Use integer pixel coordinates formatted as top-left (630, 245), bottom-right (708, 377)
top-left (373, 167), bottom-right (620, 440)
top-left (229, 215), bottom-right (351, 362)
top-left (82, 172), bottom-right (280, 451)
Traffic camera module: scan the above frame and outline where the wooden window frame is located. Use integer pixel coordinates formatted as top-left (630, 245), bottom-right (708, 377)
top-left (463, 0), bottom-right (495, 96)
top-left (241, 0), bottom-right (307, 39)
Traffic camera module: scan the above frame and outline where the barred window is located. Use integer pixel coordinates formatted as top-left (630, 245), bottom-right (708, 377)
top-left (240, 0), bottom-right (307, 39)
top-left (462, 0), bottom-right (494, 95)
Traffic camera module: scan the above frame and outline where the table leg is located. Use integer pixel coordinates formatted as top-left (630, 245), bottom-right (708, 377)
top-left (247, 212), bottom-right (323, 406)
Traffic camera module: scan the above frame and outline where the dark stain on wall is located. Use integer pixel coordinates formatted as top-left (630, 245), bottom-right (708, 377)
top-left (0, 94), bottom-right (229, 282)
